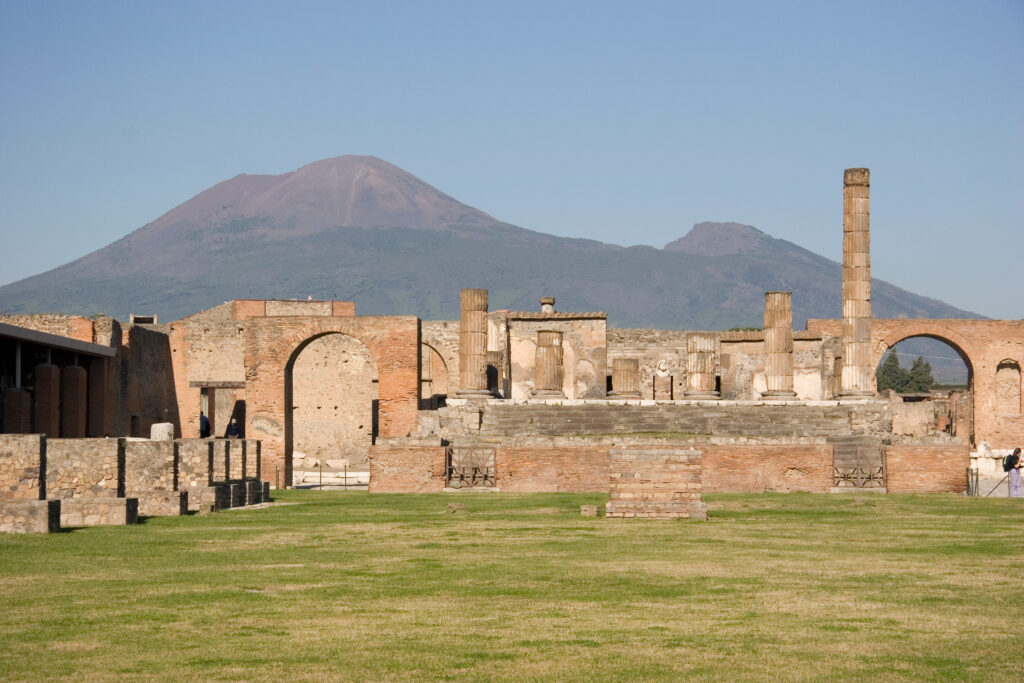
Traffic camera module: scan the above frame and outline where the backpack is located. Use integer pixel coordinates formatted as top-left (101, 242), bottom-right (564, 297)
top-left (1004, 453), bottom-right (1020, 472)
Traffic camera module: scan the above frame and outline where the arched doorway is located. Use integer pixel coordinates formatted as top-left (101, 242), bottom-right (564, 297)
top-left (875, 334), bottom-right (974, 445)
top-left (285, 333), bottom-right (378, 483)
top-left (420, 343), bottom-right (448, 409)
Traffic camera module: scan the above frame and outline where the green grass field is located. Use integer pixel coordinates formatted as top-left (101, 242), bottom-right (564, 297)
top-left (2, 491), bottom-right (1023, 681)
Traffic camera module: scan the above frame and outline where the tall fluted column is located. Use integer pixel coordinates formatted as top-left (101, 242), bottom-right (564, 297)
top-left (685, 333), bottom-right (720, 399)
top-left (457, 288), bottom-right (492, 397)
top-left (532, 330), bottom-right (565, 398)
top-left (841, 168), bottom-right (874, 397)
top-left (762, 291), bottom-right (797, 399)
top-left (608, 358), bottom-right (641, 398)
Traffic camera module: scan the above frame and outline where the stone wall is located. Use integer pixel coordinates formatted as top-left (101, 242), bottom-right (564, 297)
top-left (0, 434), bottom-right (46, 500)
top-left (1, 500), bottom-right (61, 534)
top-left (507, 313), bottom-right (607, 399)
top-left (886, 444), bottom-right (969, 494)
top-left (608, 329), bottom-right (689, 400)
top-left (368, 440), bottom-right (446, 492)
top-left (176, 439), bottom-right (224, 512)
top-left (0, 314), bottom-right (94, 342)
top-left (123, 439), bottom-right (186, 516)
top-left (46, 438), bottom-right (124, 499)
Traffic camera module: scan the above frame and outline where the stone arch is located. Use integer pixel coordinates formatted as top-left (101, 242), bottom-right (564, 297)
top-left (285, 332), bottom-right (378, 475)
top-left (421, 325), bottom-right (459, 394)
top-left (873, 327), bottom-right (975, 392)
top-left (420, 342), bottom-right (450, 408)
top-left (995, 359), bottom-right (1022, 417)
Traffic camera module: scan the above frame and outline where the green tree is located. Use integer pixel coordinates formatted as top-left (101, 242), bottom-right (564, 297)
top-left (877, 349), bottom-right (908, 391)
top-left (905, 355), bottom-right (935, 393)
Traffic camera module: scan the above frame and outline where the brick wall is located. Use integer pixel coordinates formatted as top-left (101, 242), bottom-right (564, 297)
top-left (0, 434), bottom-right (46, 500)
top-left (700, 443), bottom-right (833, 493)
top-left (496, 445), bottom-right (611, 492)
top-left (606, 447), bottom-right (705, 519)
top-left (368, 443), bottom-right (446, 492)
top-left (886, 444), bottom-right (969, 494)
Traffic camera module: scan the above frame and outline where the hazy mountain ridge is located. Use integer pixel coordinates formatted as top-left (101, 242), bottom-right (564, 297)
top-left (0, 155), bottom-right (980, 328)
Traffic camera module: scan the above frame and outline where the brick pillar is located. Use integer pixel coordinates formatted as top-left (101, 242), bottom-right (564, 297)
top-left (457, 288), bottom-right (491, 397)
top-left (841, 168), bottom-right (874, 397)
top-left (685, 333), bottom-right (720, 399)
top-left (60, 364), bottom-right (88, 437)
top-left (33, 363), bottom-right (61, 436)
top-left (762, 291), bottom-right (797, 399)
top-left (2, 389), bottom-right (32, 433)
top-left (609, 358), bottom-right (641, 398)
top-left (532, 330), bottom-right (565, 398)
top-left (87, 358), bottom-right (110, 437)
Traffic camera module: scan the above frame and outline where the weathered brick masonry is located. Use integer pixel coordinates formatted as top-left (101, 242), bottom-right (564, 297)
top-left (368, 441), bottom-right (446, 492)
top-left (885, 444), bottom-right (970, 494)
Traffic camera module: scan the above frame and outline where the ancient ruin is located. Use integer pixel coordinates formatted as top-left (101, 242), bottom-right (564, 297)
top-left (3, 168), bottom-right (1024, 530)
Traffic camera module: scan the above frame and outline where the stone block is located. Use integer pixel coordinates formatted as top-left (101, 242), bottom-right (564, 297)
top-left (262, 482), bottom-right (271, 502)
top-left (136, 490), bottom-right (187, 517)
top-left (245, 480), bottom-right (262, 505)
top-left (46, 438), bottom-right (125, 500)
top-left (0, 434), bottom-right (47, 500)
top-left (0, 500), bottom-right (60, 534)
top-left (150, 422), bottom-right (175, 440)
top-left (229, 482), bottom-right (246, 507)
top-left (60, 497), bottom-right (138, 526)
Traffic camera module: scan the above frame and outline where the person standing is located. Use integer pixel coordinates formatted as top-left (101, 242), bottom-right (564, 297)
top-left (1010, 447), bottom-right (1022, 498)
top-left (199, 411), bottom-right (211, 438)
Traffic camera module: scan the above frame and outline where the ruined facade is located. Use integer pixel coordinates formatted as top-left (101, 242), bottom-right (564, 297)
top-left (3, 168), bottom-right (1024, 520)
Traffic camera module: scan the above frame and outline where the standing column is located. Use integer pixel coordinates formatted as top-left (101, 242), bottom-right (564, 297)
top-left (33, 361), bottom-right (61, 436)
top-left (762, 291), bottom-right (797, 399)
top-left (87, 358), bottom-right (110, 437)
top-left (60, 361), bottom-right (87, 437)
top-left (608, 358), bottom-right (641, 398)
top-left (841, 168), bottom-right (874, 397)
top-left (457, 288), bottom-right (492, 397)
top-left (685, 333), bottom-right (720, 398)
top-left (532, 331), bottom-right (565, 398)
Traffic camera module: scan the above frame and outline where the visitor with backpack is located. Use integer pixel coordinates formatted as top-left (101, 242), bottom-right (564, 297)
top-left (1007, 448), bottom-right (1022, 498)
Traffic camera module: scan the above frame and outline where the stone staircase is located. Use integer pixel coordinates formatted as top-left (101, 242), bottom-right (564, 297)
top-left (479, 403), bottom-right (878, 440)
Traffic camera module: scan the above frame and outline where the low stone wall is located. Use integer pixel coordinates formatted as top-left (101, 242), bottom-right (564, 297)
top-left (606, 447), bottom-right (706, 519)
top-left (496, 445), bottom-right (610, 492)
top-left (0, 434), bottom-right (46, 500)
top-left (701, 443), bottom-right (833, 493)
top-left (177, 439), bottom-right (221, 512)
top-left (227, 439), bottom-right (245, 480)
top-left (1, 500), bottom-right (60, 533)
top-left (124, 440), bottom-right (177, 492)
top-left (244, 439), bottom-right (261, 480)
top-left (368, 442), bottom-right (446, 492)
top-left (61, 498), bottom-right (138, 526)
top-left (886, 444), bottom-right (970, 494)
top-left (46, 438), bottom-right (124, 499)
top-left (211, 440), bottom-right (230, 482)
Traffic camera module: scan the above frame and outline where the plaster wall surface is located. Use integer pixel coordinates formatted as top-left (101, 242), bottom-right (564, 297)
top-left (507, 314), bottom-right (607, 399)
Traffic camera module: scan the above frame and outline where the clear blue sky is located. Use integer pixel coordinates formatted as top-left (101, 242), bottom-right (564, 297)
top-left (1, 0), bottom-right (1021, 318)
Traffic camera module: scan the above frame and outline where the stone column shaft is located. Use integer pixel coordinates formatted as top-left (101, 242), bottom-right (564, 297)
top-left (457, 288), bottom-right (492, 397)
top-left (685, 333), bottom-right (720, 398)
top-left (533, 330), bottom-right (565, 398)
top-left (840, 168), bottom-right (874, 396)
top-left (60, 364), bottom-right (88, 437)
top-left (762, 291), bottom-right (797, 398)
top-left (609, 358), bottom-right (641, 398)
top-left (33, 363), bottom-right (60, 436)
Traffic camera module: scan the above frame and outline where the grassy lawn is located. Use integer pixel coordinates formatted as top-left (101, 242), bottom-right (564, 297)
top-left (2, 491), bottom-right (1023, 681)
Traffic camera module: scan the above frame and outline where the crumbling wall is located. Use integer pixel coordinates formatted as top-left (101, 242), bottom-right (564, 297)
top-left (507, 313), bottom-right (607, 399)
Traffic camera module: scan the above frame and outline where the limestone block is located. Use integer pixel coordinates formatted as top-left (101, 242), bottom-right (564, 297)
top-left (136, 490), bottom-right (187, 517)
top-left (150, 423), bottom-right (175, 440)
top-left (0, 500), bottom-right (60, 534)
top-left (60, 497), bottom-right (138, 526)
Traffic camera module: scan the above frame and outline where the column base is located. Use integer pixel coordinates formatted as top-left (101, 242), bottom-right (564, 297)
top-left (530, 390), bottom-right (566, 398)
top-left (607, 391), bottom-right (641, 399)
top-left (761, 390), bottom-right (798, 400)
top-left (455, 389), bottom-right (494, 399)
top-left (684, 391), bottom-right (720, 399)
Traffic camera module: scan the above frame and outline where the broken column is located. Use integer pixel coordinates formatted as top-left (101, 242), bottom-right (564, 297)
top-left (456, 288), bottom-right (492, 397)
top-left (685, 333), bottom-right (720, 399)
top-left (762, 291), bottom-right (797, 399)
top-left (841, 167), bottom-right (874, 397)
top-left (608, 358), bottom-right (641, 398)
top-left (532, 330), bottom-right (565, 398)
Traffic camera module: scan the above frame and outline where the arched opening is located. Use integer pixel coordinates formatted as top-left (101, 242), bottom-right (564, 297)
top-left (995, 360), bottom-right (1022, 417)
top-left (285, 332), bottom-right (378, 486)
top-left (875, 334), bottom-right (974, 444)
top-left (420, 343), bottom-right (448, 410)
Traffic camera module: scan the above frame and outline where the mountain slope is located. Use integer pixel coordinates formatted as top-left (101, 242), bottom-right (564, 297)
top-left (0, 156), bottom-right (980, 328)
